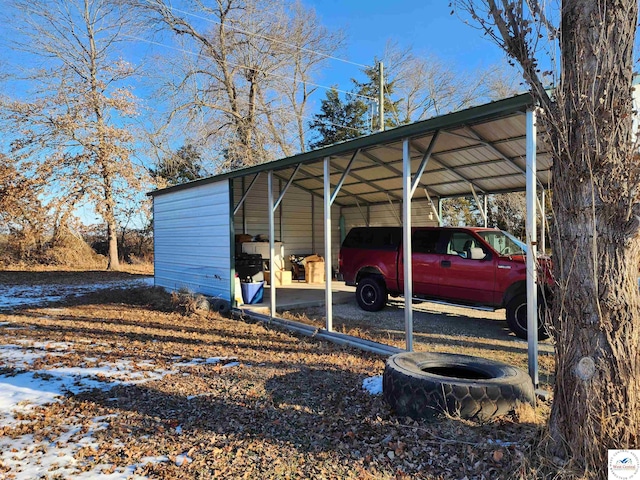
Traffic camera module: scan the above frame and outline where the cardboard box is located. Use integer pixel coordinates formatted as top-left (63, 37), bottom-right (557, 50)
top-left (264, 270), bottom-right (292, 286)
top-left (305, 261), bottom-right (325, 283)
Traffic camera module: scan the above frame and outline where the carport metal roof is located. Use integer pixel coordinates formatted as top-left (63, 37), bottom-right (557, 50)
top-left (149, 92), bottom-right (551, 203)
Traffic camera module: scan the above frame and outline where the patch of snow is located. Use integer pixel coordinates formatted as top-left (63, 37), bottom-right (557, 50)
top-left (222, 361), bottom-right (240, 368)
top-left (175, 356), bottom-right (237, 367)
top-left (0, 341), bottom-right (184, 428)
top-left (140, 455), bottom-right (169, 464)
top-left (0, 372), bottom-right (70, 425)
top-left (175, 453), bottom-right (193, 466)
top-left (0, 342), bottom-right (73, 370)
top-left (0, 325), bottom-right (247, 479)
top-left (13, 339), bottom-right (72, 351)
top-left (0, 414), bottom-right (156, 480)
top-left (362, 375), bottom-right (383, 395)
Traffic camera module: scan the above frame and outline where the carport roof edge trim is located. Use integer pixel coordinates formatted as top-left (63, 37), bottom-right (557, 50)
top-left (147, 92), bottom-right (534, 197)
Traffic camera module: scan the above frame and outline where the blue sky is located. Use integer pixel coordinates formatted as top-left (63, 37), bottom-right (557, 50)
top-left (0, 0), bottom-right (516, 227)
top-left (306, 0), bottom-right (510, 88)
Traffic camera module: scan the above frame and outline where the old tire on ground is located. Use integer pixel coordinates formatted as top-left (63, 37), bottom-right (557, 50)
top-left (212, 298), bottom-right (231, 316)
top-left (505, 293), bottom-right (550, 341)
top-left (216, 298), bottom-right (231, 315)
top-left (383, 352), bottom-right (535, 421)
top-left (356, 276), bottom-right (387, 311)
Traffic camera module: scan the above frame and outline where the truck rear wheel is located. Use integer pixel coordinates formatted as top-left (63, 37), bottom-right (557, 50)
top-left (505, 293), bottom-right (550, 341)
top-left (356, 276), bottom-right (387, 311)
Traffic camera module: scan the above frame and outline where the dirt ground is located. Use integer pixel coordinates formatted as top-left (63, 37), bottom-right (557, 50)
top-left (0, 270), bottom-right (553, 479)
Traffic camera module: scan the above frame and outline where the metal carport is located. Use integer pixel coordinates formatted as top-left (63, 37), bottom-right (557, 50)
top-left (149, 92), bottom-right (551, 386)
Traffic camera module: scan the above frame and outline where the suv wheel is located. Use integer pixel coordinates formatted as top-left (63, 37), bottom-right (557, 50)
top-left (505, 293), bottom-right (550, 340)
top-left (356, 276), bottom-right (387, 311)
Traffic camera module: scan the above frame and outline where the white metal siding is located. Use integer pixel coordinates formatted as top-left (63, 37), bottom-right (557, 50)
top-left (233, 176), bottom-right (281, 240)
top-left (281, 184), bottom-right (313, 256)
top-left (411, 199), bottom-right (440, 226)
top-left (312, 199), bottom-right (341, 266)
top-left (233, 176), bottom-right (341, 268)
top-left (370, 203), bottom-right (402, 226)
top-left (341, 199), bottom-right (438, 232)
top-left (154, 181), bottom-right (231, 300)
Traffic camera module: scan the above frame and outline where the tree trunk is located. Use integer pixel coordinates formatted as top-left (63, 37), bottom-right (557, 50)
top-left (547, 0), bottom-right (640, 475)
top-left (104, 177), bottom-right (120, 271)
top-left (106, 219), bottom-right (120, 271)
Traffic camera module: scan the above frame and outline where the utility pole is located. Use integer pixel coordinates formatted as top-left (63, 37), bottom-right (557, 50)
top-left (378, 61), bottom-right (384, 132)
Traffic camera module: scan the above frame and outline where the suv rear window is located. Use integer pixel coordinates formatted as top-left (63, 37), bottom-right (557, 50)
top-left (342, 227), bottom-right (401, 251)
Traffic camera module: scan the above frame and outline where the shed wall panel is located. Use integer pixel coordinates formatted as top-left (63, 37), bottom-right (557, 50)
top-left (233, 175), bottom-right (341, 269)
top-left (281, 184), bottom-right (313, 257)
top-left (233, 176), bottom-right (282, 238)
top-left (154, 181), bottom-right (231, 300)
top-left (312, 200), bottom-right (341, 267)
top-left (341, 199), bottom-right (438, 232)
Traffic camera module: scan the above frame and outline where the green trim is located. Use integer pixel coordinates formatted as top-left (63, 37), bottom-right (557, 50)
top-left (228, 178), bottom-right (236, 307)
top-left (148, 93), bottom-right (534, 198)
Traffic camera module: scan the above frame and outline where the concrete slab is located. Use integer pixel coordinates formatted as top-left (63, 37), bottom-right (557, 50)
top-left (239, 280), bottom-right (355, 315)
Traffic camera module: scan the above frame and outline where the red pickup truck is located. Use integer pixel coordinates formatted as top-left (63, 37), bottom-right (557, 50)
top-left (338, 226), bottom-right (551, 340)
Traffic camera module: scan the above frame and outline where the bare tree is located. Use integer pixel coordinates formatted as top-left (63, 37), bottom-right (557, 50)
top-left (456, 0), bottom-right (640, 475)
top-left (381, 41), bottom-right (522, 123)
top-left (140, 0), bottom-right (344, 170)
top-left (1, 0), bottom-right (145, 270)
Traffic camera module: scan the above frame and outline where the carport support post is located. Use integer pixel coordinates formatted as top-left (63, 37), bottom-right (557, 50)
top-left (324, 157), bottom-right (333, 332)
top-left (540, 189), bottom-right (546, 254)
top-left (484, 195), bottom-right (488, 228)
top-left (525, 108), bottom-right (539, 386)
top-left (402, 138), bottom-right (413, 351)
top-left (268, 170), bottom-right (276, 319)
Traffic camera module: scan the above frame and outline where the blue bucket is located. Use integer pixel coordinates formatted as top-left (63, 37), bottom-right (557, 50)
top-left (241, 281), bottom-right (264, 304)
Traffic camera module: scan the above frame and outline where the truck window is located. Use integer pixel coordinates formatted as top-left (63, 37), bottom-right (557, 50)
top-left (413, 230), bottom-right (440, 254)
top-left (446, 232), bottom-right (478, 258)
top-left (342, 228), bottom-right (401, 251)
top-left (476, 230), bottom-right (526, 255)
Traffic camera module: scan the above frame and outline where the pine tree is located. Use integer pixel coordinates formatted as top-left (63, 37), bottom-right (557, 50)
top-left (352, 62), bottom-right (404, 130)
top-left (308, 87), bottom-right (368, 149)
top-left (151, 144), bottom-right (205, 187)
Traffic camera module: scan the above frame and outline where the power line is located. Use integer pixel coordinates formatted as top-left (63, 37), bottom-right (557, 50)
top-left (124, 34), bottom-right (377, 102)
top-left (266, 105), bottom-right (368, 134)
top-left (153, 3), bottom-right (369, 68)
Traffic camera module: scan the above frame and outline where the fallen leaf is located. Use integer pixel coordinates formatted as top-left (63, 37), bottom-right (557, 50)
top-left (493, 450), bottom-right (504, 462)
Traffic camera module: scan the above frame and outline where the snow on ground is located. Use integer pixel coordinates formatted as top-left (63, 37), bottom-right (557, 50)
top-left (0, 277), bottom-right (154, 311)
top-left (362, 375), bottom-right (383, 395)
top-left (0, 276), bottom-right (173, 478)
top-left (0, 337), bottom-right (242, 479)
top-left (1, 418), bottom-right (170, 480)
top-left (0, 277), bottom-right (382, 478)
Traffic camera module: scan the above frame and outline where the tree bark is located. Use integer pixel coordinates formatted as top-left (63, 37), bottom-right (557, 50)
top-left (104, 176), bottom-right (120, 271)
top-left (547, 0), bottom-right (640, 474)
top-left (106, 217), bottom-right (120, 271)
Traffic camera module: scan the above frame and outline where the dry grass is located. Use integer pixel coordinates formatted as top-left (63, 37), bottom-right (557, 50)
top-left (0, 271), bottom-right (557, 479)
top-left (0, 262), bottom-right (153, 275)
top-left (279, 302), bottom-right (557, 390)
